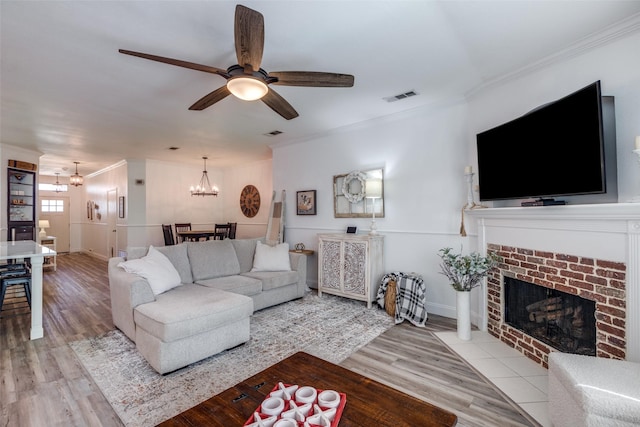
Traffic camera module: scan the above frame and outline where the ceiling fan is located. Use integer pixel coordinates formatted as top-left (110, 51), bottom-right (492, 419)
top-left (119, 4), bottom-right (354, 120)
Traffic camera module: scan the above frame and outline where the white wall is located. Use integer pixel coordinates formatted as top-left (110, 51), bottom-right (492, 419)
top-left (79, 158), bottom-right (272, 253)
top-left (143, 159), bottom-right (224, 246)
top-left (273, 101), bottom-right (471, 318)
top-left (141, 158), bottom-right (272, 244)
top-left (124, 159), bottom-right (145, 249)
top-left (82, 161), bottom-right (127, 259)
top-left (145, 159), bottom-right (223, 228)
top-left (273, 28), bottom-right (640, 321)
top-left (82, 159), bottom-right (226, 253)
top-left (222, 158), bottom-right (273, 239)
top-left (138, 159), bottom-right (275, 244)
top-left (80, 159), bottom-right (273, 257)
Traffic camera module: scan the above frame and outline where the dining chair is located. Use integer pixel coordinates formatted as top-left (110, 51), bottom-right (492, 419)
top-left (174, 223), bottom-right (192, 243)
top-left (162, 224), bottom-right (175, 246)
top-left (227, 222), bottom-right (237, 239)
top-left (214, 224), bottom-right (231, 240)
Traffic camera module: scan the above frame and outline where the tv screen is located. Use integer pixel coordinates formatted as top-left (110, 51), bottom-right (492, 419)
top-left (476, 81), bottom-right (610, 202)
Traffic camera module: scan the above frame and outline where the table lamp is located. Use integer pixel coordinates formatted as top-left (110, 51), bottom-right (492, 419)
top-left (365, 178), bottom-right (383, 235)
top-left (38, 219), bottom-right (50, 239)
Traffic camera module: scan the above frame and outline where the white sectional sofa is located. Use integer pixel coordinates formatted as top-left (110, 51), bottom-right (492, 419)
top-left (108, 238), bottom-right (307, 374)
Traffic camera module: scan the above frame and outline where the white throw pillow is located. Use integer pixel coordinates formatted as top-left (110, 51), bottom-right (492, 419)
top-left (251, 241), bottom-right (291, 272)
top-left (118, 245), bottom-right (182, 295)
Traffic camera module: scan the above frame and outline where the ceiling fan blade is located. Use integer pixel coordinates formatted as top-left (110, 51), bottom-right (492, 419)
top-left (261, 88), bottom-right (299, 120)
top-left (234, 5), bottom-right (264, 72)
top-left (269, 71), bottom-right (355, 87)
top-left (189, 86), bottom-right (231, 110)
top-left (119, 49), bottom-right (228, 77)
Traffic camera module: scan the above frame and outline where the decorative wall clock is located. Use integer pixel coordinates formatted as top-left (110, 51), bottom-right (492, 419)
top-left (240, 185), bottom-right (261, 218)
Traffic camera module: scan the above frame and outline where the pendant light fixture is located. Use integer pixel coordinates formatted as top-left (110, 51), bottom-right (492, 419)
top-left (54, 173), bottom-right (63, 193)
top-left (70, 161), bottom-right (83, 186)
top-left (190, 157), bottom-right (219, 197)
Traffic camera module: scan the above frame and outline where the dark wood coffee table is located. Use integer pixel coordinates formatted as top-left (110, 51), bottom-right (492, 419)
top-left (158, 351), bottom-right (457, 427)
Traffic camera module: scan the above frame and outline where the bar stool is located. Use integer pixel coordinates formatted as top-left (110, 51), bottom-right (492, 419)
top-left (1, 264), bottom-right (31, 313)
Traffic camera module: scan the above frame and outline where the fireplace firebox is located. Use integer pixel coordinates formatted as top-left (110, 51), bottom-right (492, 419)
top-left (504, 277), bottom-right (596, 356)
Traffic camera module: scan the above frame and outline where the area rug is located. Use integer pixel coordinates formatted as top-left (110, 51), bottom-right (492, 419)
top-left (69, 291), bottom-right (393, 427)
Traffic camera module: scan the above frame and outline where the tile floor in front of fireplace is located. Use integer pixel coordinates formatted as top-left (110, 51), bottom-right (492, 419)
top-left (435, 330), bottom-right (551, 427)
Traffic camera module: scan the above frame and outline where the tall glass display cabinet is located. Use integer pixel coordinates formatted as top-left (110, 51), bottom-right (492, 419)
top-left (8, 167), bottom-right (36, 241)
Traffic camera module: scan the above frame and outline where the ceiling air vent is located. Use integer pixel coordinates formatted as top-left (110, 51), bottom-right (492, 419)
top-left (264, 130), bottom-right (283, 137)
top-left (383, 90), bottom-right (418, 103)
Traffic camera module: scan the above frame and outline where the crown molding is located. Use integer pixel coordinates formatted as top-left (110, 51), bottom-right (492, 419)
top-left (467, 13), bottom-right (640, 99)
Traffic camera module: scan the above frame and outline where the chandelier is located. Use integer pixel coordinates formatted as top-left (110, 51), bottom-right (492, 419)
top-left (190, 157), bottom-right (219, 197)
top-left (54, 173), bottom-right (63, 193)
top-left (70, 161), bottom-right (83, 186)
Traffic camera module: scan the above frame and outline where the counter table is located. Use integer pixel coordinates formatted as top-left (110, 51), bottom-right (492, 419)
top-left (1, 240), bottom-right (55, 339)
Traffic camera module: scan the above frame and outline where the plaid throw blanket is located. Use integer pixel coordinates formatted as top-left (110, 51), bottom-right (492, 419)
top-left (376, 272), bottom-right (428, 327)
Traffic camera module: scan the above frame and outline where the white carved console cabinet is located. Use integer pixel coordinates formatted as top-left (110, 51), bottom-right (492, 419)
top-left (317, 233), bottom-right (384, 308)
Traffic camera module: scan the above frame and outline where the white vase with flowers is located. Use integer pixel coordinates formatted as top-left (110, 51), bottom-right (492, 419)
top-left (438, 247), bottom-right (501, 340)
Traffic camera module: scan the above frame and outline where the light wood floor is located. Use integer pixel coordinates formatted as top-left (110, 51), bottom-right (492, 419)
top-left (1, 253), bottom-right (537, 426)
top-left (341, 324), bottom-right (539, 426)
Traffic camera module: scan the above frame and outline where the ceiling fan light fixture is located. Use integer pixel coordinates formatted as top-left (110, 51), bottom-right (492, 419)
top-left (120, 5), bottom-right (352, 119)
top-left (227, 76), bottom-right (268, 101)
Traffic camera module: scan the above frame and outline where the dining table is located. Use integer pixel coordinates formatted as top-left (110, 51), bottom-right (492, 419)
top-left (176, 230), bottom-right (224, 242)
top-left (0, 240), bottom-right (55, 340)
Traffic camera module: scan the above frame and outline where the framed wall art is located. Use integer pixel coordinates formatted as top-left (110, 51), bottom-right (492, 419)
top-left (333, 168), bottom-right (384, 218)
top-left (296, 190), bottom-right (316, 215)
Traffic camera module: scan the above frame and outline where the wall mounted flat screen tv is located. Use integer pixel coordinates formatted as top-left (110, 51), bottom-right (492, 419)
top-left (476, 81), bottom-right (616, 203)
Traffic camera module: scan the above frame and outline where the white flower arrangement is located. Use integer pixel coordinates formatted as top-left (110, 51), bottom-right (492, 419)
top-left (438, 247), bottom-right (501, 292)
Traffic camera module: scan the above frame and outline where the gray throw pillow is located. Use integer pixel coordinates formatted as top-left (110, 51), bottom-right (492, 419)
top-left (230, 237), bottom-right (264, 273)
top-left (187, 239), bottom-right (241, 281)
top-left (156, 243), bottom-right (193, 284)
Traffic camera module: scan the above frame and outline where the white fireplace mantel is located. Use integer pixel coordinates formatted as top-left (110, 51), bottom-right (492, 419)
top-left (468, 202), bottom-right (640, 361)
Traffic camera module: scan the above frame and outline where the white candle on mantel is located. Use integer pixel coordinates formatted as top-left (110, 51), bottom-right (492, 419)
top-left (464, 165), bottom-right (473, 174)
top-left (635, 136), bottom-right (640, 150)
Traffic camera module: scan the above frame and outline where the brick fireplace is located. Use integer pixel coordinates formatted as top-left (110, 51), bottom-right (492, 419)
top-left (486, 244), bottom-right (626, 368)
top-left (468, 203), bottom-right (640, 366)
